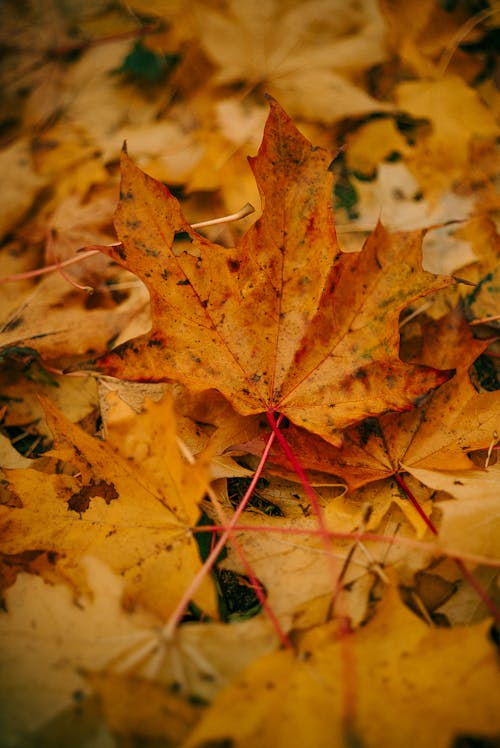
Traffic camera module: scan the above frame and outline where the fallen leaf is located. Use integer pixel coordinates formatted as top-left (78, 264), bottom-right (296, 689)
top-left (407, 463), bottom-right (500, 560)
top-left (258, 306), bottom-right (498, 487)
top-left (0, 556), bottom-right (157, 746)
top-left (349, 162), bottom-right (476, 273)
top-left (395, 75), bottom-right (499, 199)
top-left (88, 99), bottom-right (452, 447)
top-left (0, 553), bottom-right (279, 747)
top-left (345, 118), bottom-right (410, 176)
top-left (102, 389), bottom-right (257, 482)
top-left (0, 269), bottom-right (148, 361)
top-left (0, 364), bottom-right (97, 444)
top-left (182, 583), bottom-right (500, 748)
top-left (196, 0), bottom-right (390, 123)
top-left (0, 140), bottom-right (46, 242)
top-left (380, 0), bottom-right (482, 79)
top-left (88, 671), bottom-right (203, 746)
top-left (0, 396), bottom-right (216, 618)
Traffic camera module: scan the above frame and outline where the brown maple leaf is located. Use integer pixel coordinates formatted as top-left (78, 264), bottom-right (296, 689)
top-left (85, 98), bottom-right (452, 446)
top-left (258, 306), bottom-right (499, 488)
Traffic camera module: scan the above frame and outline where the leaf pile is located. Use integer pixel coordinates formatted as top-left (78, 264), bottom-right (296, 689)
top-left (0, 2), bottom-right (500, 747)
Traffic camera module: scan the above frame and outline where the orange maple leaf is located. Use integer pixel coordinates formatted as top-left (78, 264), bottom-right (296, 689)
top-left (258, 306), bottom-right (498, 488)
top-left (88, 98), bottom-right (452, 446)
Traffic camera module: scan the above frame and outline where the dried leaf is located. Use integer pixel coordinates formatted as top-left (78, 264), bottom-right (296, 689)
top-left (260, 307), bottom-right (498, 487)
top-left (88, 99), bottom-right (452, 447)
top-left (196, 0), bottom-right (389, 123)
top-left (182, 584), bottom-right (500, 748)
top-left (0, 396), bottom-right (216, 618)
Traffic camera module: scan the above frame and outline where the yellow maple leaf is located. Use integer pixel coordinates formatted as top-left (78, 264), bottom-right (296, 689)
top-left (395, 75), bottom-right (499, 199)
top-left (196, 0), bottom-right (390, 123)
top-left (182, 583), bottom-right (500, 748)
top-left (0, 396), bottom-right (216, 619)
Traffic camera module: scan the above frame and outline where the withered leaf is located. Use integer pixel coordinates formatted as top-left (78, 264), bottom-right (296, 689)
top-left (182, 584), bottom-right (500, 748)
top-left (88, 99), bottom-right (452, 446)
top-left (259, 307), bottom-right (499, 487)
top-left (0, 396), bottom-right (216, 618)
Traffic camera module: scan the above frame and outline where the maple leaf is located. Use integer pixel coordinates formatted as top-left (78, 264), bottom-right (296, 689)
top-left (0, 557), bottom-right (158, 744)
top-left (0, 555), bottom-right (277, 745)
top-left (195, 0), bottom-right (390, 123)
top-left (395, 75), bottom-right (499, 199)
top-left (87, 98), bottom-right (452, 447)
top-left (258, 306), bottom-right (499, 487)
top-left (181, 584), bottom-right (500, 748)
top-left (408, 463), bottom-right (500, 561)
top-left (0, 270), bottom-right (148, 360)
top-left (0, 396), bottom-right (216, 619)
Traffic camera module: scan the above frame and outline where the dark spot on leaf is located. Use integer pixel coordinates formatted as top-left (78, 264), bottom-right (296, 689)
top-left (358, 417), bottom-right (383, 445)
top-left (119, 189), bottom-right (133, 201)
top-left (147, 338), bottom-right (162, 348)
top-left (227, 258), bottom-right (241, 272)
top-left (454, 480), bottom-right (464, 486)
top-left (68, 480), bottom-right (119, 515)
top-left (161, 269), bottom-right (170, 280)
top-left (117, 246), bottom-right (127, 261)
top-left (177, 278), bottom-right (190, 286)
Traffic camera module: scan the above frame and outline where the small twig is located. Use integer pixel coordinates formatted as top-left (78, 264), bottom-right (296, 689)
top-left (469, 313), bottom-right (500, 326)
top-left (0, 204), bottom-right (256, 287)
top-left (399, 302), bottom-right (432, 328)
top-left (485, 432), bottom-right (498, 469)
top-left (451, 276), bottom-right (478, 287)
top-left (437, 7), bottom-right (500, 77)
top-left (190, 203), bottom-right (255, 229)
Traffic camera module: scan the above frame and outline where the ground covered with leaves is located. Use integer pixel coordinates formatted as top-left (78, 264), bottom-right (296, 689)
top-left (1, 1), bottom-right (500, 747)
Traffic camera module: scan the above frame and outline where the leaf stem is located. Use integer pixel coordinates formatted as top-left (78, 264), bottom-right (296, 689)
top-left (177, 437), bottom-right (290, 646)
top-left (394, 473), bottom-right (437, 536)
top-left (161, 415), bottom-right (290, 645)
top-left (266, 411), bottom-right (341, 601)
